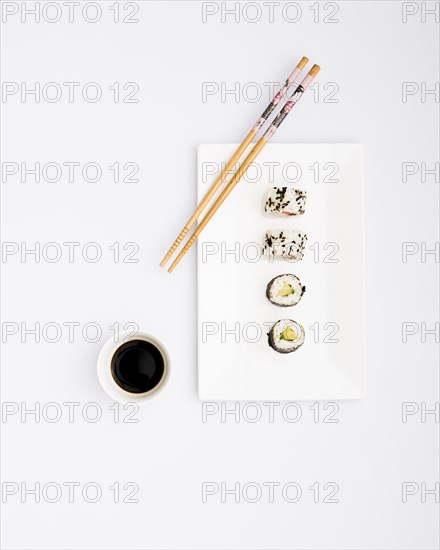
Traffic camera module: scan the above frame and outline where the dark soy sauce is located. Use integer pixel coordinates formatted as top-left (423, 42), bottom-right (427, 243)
top-left (111, 339), bottom-right (165, 394)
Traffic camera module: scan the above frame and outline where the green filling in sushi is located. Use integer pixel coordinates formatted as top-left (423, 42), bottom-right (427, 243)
top-left (280, 326), bottom-right (297, 341)
top-left (277, 283), bottom-right (294, 297)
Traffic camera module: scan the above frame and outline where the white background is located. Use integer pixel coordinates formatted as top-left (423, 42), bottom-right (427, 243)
top-left (1, 1), bottom-right (439, 549)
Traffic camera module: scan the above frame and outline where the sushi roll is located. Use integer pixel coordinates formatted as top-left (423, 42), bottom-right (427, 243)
top-left (262, 230), bottom-right (307, 261)
top-left (266, 274), bottom-right (305, 307)
top-left (268, 319), bottom-right (305, 353)
top-left (264, 187), bottom-right (306, 216)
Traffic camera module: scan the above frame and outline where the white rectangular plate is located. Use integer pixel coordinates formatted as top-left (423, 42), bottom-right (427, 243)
top-left (197, 143), bottom-right (365, 400)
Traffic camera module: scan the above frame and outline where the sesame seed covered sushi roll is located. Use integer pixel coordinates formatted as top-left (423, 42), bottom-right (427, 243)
top-left (266, 274), bottom-right (305, 307)
top-left (264, 187), bottom-right (306, 216)
top-left (262, 230), bottom-right (307, 261)
top-left (268, 319), bottom-right (305, 353)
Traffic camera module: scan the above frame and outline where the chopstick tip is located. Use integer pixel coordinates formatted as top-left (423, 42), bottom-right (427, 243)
top-left (308, 64), bottom-right (320, 77)
top-left (298, 56), bottom-right (309, 69)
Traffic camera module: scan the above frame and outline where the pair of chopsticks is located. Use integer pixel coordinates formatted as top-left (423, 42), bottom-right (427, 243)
top-left (161, 56), bottom-right (320, 273)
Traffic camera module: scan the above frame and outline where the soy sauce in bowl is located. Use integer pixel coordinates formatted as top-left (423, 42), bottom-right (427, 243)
top-left (110, 339), bottom-right (165, 394)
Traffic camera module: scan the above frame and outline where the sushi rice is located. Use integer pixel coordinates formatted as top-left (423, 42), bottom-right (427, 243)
top-left (263, 229), bottom-right (308, 261)
top-left (264, 187), bottom-right (306, 217)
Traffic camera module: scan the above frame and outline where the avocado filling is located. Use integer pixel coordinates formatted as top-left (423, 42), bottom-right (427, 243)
top-left (277, 282), bottom-right (294, 297)
top-left (280, 326), bottom-right (297, 341)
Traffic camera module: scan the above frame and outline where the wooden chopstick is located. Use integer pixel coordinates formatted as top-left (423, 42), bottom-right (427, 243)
top-left (167, 64), bottom-right (320, 273)
top-left (160, 56), bottom-right (309, 268)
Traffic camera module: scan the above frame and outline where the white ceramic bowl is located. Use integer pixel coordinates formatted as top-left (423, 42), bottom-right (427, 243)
top-left (97, 330), bottom-right (170, 402)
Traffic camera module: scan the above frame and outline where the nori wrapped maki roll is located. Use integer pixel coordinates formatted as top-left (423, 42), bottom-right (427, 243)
top-left (266, 274), bottom-right (305, 307)
top-left (268, 319), bottom-right (305, 353)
